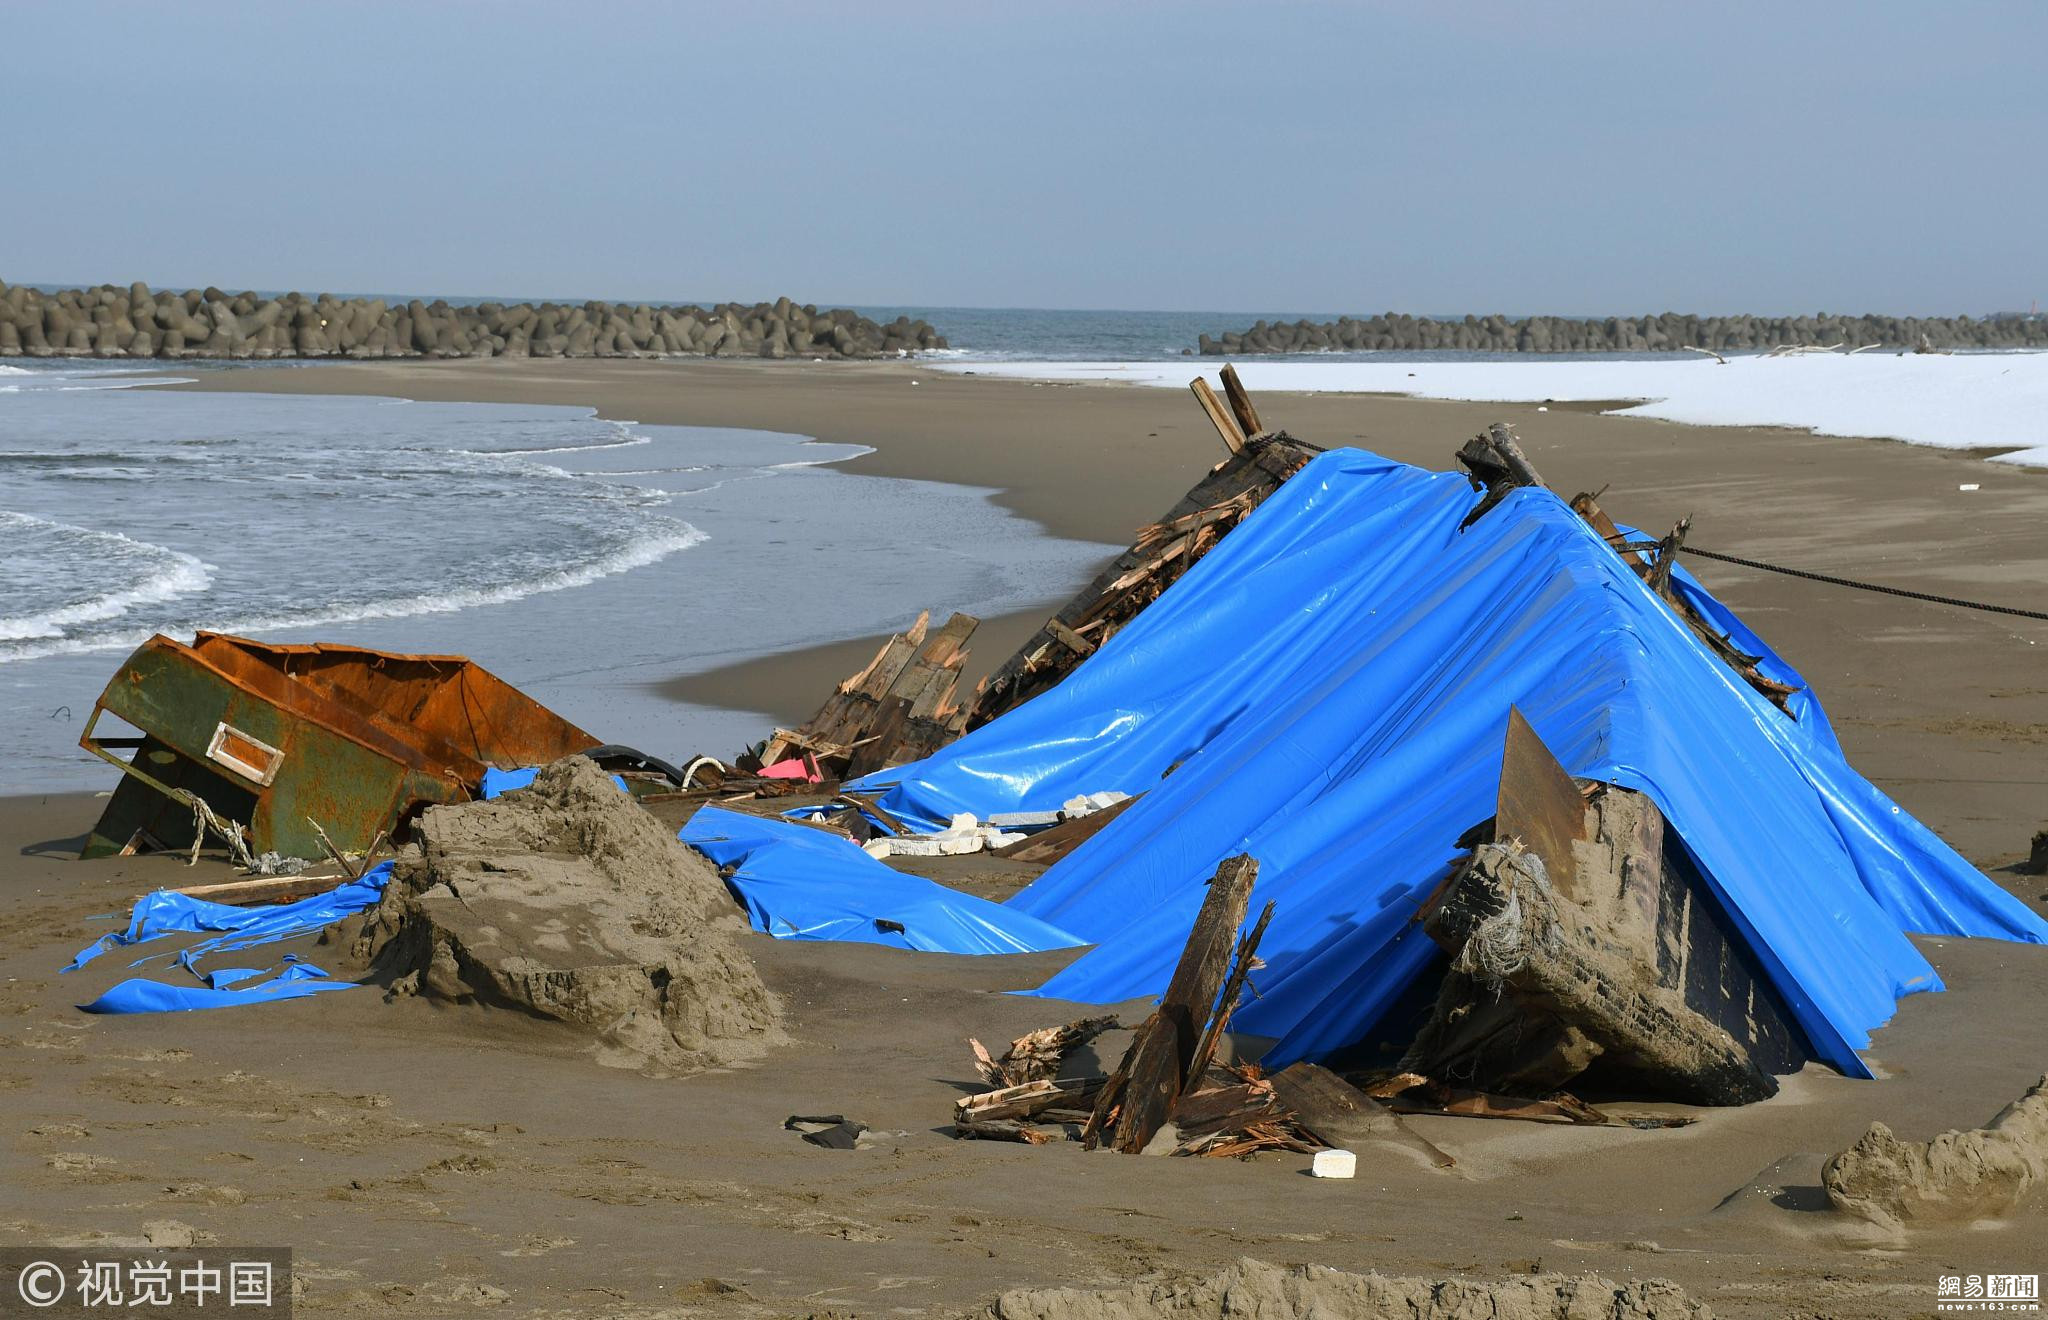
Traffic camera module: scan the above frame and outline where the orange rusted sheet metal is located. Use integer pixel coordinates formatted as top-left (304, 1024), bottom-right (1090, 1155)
top-left (79, 631), bottom-right (597, 861)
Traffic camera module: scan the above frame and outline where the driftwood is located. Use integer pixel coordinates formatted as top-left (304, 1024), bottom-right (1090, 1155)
top-left (969, 1015), bottom-right (1121, 1088)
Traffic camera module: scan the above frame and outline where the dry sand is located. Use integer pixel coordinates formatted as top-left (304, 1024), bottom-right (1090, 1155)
top-left (355, 756), bottom-right (785, 1074)
top-left (1, 359), bottom-right (2043, 1316)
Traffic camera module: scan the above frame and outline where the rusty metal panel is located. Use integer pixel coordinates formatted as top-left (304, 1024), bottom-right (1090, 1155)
top-left (1495, 707), bottom-right (1587, 899)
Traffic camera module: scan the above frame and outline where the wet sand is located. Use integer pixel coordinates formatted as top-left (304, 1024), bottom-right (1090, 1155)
top-left (2, 359), bottom-right (2041, 1315)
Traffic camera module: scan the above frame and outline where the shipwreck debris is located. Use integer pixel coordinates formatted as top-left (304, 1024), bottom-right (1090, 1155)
top-left (79, 632), bottom-right (598, 862)
top-left (953, 855), bottom-right (1444, 1163)
top-left (1397, 709), bottom-right (1805, 1106)
top-left (757, 611), bottom-right (979, 779)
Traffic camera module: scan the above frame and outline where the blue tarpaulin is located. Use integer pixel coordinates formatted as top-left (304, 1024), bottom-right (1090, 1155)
top-left (680, 806), bottom-right (1085, 955)
top-left (65, 863), bottom-right (392, 1016)
top-left (838, 448), bottom-right (2046, 1076)
top-left (482, 766), bottom-right (626, 798)
top-left (81, 956), bottom-right (360, 1015)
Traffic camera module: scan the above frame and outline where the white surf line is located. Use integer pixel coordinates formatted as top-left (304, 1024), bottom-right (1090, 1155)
top-left (935, 353), bottom-right (2048, 466)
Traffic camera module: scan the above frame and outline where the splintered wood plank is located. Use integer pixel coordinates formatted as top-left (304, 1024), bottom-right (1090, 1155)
top-left (1168, 1081), bottom-right (1276, 1136)
top-left (845, 696), bottom-right (913, 778)
top-left (845, 612), bottom-right (930, 696)
top-left (956, 1077), bottom-right (1102, 1125)
top-left (1102, 855), bottom-right (1259, 1153)
top-left (1046, 617), bottom-right (1096, 657)
top-left (1496, 707), bottom-right (1587, 899)
top-left (1218, 363), bottom-right (1263, 438)
top-left (1190, 378), bottom-right (1247, 454)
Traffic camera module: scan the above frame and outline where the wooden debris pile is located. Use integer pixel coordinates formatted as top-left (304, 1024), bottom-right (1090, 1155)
top-left (746, 367), bottom-right (1319, 780)
top-left (964, 369), bottom-right (1321, 732)
top-left (956, 855), bottom-right (1385, 1160)
top-left (754, 611), bottom-right (979, 779)
top-left (950, 855), bottom-right (1288, 1155)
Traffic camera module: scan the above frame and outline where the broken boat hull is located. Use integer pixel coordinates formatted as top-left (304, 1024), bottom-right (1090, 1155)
top-left (80, 632), bottom-right (598, 861)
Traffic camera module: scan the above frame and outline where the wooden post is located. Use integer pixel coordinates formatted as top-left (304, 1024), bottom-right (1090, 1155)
top-left (1218, 363), bottom-right (1263, 438)
top-left (1190, 378), bottom-right (1247, 454)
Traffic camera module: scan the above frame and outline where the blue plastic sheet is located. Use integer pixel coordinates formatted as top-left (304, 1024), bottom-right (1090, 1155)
top-left (481, 766), bottom-right (625, 798)
top-left (847, 448), bottom-right (2046, 1076)
top-left (80, 956), bottom-right (360, 1015)
top-left (679, 806), bottom-right (1084, 955)
top-left (66, 862), bottom-right (393, 973)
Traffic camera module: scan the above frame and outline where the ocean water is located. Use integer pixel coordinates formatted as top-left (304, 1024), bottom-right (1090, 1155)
top-left (0, 358), bottom-right (1113, 794)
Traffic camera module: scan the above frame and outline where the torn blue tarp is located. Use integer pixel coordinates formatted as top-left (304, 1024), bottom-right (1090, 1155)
top-left (845, 447), bottom-right (2046, 1077)
top-left (66, 863), bottom-right (393, 973)
top-left (482, 766), bottom-right (626, 798)
top-left (80, 956), bottom-right (360, 1015)
top-left (679, 807), bottom-right (1085, 955)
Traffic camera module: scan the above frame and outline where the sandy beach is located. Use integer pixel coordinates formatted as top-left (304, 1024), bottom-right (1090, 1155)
top-left (4, 358), bottom-right (2045, 1317)
top-left (171, 358), bottom-right (2048, 863)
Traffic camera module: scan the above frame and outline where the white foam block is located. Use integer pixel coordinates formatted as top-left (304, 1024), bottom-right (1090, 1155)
top-left (1311, 1148), bottom-right (1357, 1179)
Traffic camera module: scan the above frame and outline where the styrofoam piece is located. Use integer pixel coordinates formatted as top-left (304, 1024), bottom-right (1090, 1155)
top-left (1311, 1148), bottom-right (1357, 1179)
top-left (989, 811), bottom-right (1061, 829)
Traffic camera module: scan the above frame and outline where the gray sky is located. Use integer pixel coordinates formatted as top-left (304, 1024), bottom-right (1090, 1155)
top-left (7, 1), bottom-right (2042, 315)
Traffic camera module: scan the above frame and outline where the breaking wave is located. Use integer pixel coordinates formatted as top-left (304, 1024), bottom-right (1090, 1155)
top-left (0, 512), bottom-right (216, 644)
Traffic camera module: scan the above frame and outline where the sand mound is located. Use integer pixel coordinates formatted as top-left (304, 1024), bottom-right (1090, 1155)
top-left (975, 1257), bottom-right (1710, 1320)
top-left (1822, 1074), bottom-right (2048, 1235)
top-left (360, 756), bottom-right (785, 1072)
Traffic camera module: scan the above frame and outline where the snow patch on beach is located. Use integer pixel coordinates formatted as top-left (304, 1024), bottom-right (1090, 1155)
top-left (941, 353), bottom-right (2048, 463)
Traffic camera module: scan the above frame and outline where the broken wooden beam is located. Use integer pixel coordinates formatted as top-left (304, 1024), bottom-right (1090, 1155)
top-left (1268, 1063), bottom-right (1456, 1170)
top-left (969, 1015), bottom-right (1121, 1088)
top-left (1218, 363), bottom-right (1263, 438)
top-left (1085, 854), bottom-right (1260, 1153)
top-left (1186, 899), bottom-right (1274, 1083)
top-left (1190, 377), bottom-right (1247, 453)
